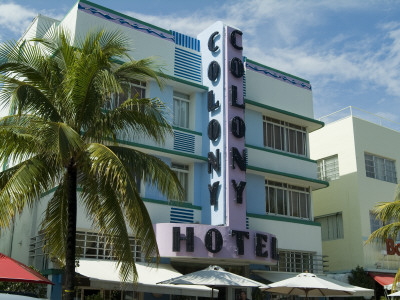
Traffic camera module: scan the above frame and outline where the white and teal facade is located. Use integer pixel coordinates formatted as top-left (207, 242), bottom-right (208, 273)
top-left (0, 1), bottom-right (328, 299)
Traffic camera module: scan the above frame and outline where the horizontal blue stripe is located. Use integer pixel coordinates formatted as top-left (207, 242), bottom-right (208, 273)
top-left (175, 50), bottom-right (202, 62)
top-left (174, 58), bottom-right (201, 69)
top-left (171, 207), bottom-right (194, 212)
top-left (175, 46), bottom-right (201, 57)
top-left (174, 141), bottom-right (195, 146)
top-left (174, 143), bottom-right (195, 148)
top-left (174, 133), bottom-right (195, 137)
top-left (171, 211), bottom-right (193, 215)
top-left (174, 61), bottom-right (201, 72)
top-left (171, 208), bottom-right (194, 214)
top-left (174, 61), bottom-right (201, 73)
top-left (170, 213), bottom-right (194, 220)
top-left (175, 137), bottom-right (195, 142)
top-left (173, 70), bottom-right (201, 80)
top-left (174, 65), bottom-right (201, 76)
top-left (173, 71), bottom-right (201, 82)
top-left (174, 139), bottom-right (195, 144)
top-left (170, 215), bottom-right (194, 221)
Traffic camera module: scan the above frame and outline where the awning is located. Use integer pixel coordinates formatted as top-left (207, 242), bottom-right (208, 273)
top-left (76, 259), bottom-right (217, 297)
top-left (369, 272), bottom-right (396, 288)
top-left (253, 271), bottom-right (374, 298)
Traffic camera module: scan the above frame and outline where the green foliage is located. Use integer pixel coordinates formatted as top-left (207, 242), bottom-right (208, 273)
top-left (348, 266), bottom-right (375, 289)
top-left (0, 267), bottom-right (47, 298)
top-left (85, 292), bottom-right (103, 300)
top-left (0, 27), bottom-right (184, 285)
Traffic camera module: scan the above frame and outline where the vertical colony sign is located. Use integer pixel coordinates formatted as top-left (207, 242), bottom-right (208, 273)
top-left (206, 24), bottom-right (247, 228)
top-left (154, 22), bottom-right (277, 264)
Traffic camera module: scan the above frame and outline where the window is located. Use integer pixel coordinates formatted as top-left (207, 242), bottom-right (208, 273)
top-left (370, 211), bottom-right (400, 240)
top-left (29, 231), bottom-right (142, 268)
top-left (317, 155), bottom-right (339, 181)
top-left (270, 250), bottom-right (321, 273)
top-left (105, 80), bottom-right (146, 110)
top-left (75, 231), bottom-right (142, 261)
top-left (315, 213), bottom-right (344, 241)
top-left (171, 163), bottom-right (189, 201)
top-left (265, 180), bottom-right (311, 219)
top-left (173, 91), bottom-right (190, 128)
top-left (369, 211), bottom-right (383, 234)
top-left (365, 153), bottom-right (397, 183)
top-left (263, 116), bottom-right (307, 156)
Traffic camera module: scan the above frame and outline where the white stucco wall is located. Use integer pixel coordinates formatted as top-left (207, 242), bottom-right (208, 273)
top-left (245, 68), bottom-right (314, 119)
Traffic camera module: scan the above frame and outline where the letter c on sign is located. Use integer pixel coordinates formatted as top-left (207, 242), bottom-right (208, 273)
top-left (208, 31), bottom-right (219, 52)
top-left (230, 30), bottom-right (243, 50)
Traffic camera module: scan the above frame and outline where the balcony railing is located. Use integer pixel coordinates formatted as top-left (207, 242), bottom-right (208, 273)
top-left (269, 250), bottom-right (328, 274)
top-left (319, 106), bottom-right (400, 132)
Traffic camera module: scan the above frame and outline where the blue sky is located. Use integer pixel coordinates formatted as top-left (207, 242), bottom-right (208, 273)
top-left (3, 0), bottom-right (400, 121)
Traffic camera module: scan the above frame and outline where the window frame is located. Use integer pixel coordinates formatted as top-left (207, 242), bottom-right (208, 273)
top-left (171, 162), bottom-right (190, 202)
top-left (106, 80), bottom-right (146, 110)
top-left (365, 153), bottom-right (397, 183)
top-left (263, 116), bottom-right (308, 157)
top-left (314, 212), bottom-right (344, 241)
top-left (173, 91), bottom-right (190, 129)
top-left (265, 180), bottom-right (311, 220)
top-left (317, 155), bottom-right (339, 181)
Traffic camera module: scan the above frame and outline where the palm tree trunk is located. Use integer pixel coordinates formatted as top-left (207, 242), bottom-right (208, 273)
top-left (65, 158), bottom-right (77, 300)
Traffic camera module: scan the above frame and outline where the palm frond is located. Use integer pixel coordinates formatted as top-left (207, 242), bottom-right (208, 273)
top-left (0, 155), bottom-right (61, 230)
top-left (84, 143), bottom-right (162, 258)
top-left (78, 166), bottom-right (139, 281)
top-left (41, 175), bottom-right (68, 263)
top-left (107, 145), bottom-right (183, 201)
top-left (86, 96), bottom-right (172, 144)
top-left (115, 58), bottom-right (164, 88)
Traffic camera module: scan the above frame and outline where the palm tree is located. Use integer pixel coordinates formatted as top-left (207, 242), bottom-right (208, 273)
top-left (0, 28), bottom-right (183, 300)
top-left (367, 185), bottom-right (400, 290)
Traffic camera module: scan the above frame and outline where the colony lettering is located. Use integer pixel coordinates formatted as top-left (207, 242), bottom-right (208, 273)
top-left (154, 23), bottom-right (278, 264)
top-left (207, 28), bottom-right (247, 226)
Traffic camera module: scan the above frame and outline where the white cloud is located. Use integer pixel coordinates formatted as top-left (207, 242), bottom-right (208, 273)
top-left (0, 3), bottom-right (37, 34)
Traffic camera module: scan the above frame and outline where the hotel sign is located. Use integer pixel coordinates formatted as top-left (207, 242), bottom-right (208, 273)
top-left (155, 22), bottom-right (278, 264)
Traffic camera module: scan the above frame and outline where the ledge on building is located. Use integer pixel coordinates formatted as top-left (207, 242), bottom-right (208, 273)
top-left (245, 99), bottom-right (324, 132)
top-left (247, 165), bottom-right (329, 191)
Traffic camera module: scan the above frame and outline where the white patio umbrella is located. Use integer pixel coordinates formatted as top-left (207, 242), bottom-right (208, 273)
top-left (158, 265), bottom-right (267, 299)
top-left (388, 291), bottom-right (400, 297)
top-left (261, 272), bottom-right (355, 299)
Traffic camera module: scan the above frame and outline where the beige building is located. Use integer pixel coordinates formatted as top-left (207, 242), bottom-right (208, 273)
top-left (310, 107), bottom-right (400, 277)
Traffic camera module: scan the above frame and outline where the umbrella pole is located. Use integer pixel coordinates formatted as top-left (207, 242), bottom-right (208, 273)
top-left (211, 287), bottom-right (214, 300)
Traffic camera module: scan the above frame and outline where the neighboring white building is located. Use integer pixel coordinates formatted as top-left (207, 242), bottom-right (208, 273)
top-left (0, 1), bottom-right (328, 299)
top-left (310, 106), bottom-right (400, 292)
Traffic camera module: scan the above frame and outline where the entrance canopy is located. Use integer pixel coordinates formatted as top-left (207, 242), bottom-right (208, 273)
top-left (76, 259), bottom-right (218, 297)
top-left (369, 272), bottom-right (396, 288)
